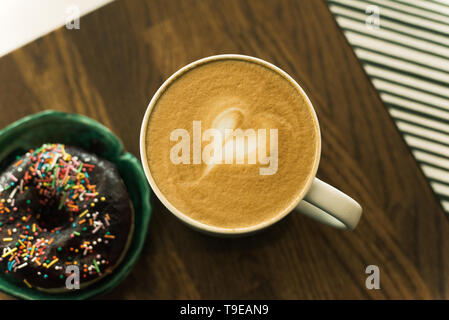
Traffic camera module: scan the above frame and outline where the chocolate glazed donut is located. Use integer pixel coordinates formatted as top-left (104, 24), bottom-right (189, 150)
top-left (0, 144), bottom-right (134, 292)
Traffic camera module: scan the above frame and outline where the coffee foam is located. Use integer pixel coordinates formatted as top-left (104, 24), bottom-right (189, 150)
top-left (145, 58), bottom-right (319, 229)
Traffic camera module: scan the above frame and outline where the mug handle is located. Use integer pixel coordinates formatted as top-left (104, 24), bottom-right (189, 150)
top-left (295, 178), bottom-right (362, 230)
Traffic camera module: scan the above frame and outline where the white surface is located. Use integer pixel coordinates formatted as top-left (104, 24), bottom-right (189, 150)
top-left (0, 0), bottom-right (113, 57)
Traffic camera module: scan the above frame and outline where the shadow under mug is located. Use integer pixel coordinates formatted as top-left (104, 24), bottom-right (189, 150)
top-left (140, 54), bottom-right (362, 236)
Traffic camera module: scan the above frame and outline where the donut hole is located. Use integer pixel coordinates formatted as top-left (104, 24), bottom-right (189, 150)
top-left (35, 198), bottom-right (73, 231)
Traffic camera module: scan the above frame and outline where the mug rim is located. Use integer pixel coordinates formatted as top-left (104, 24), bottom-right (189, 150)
top-left (139, 54), bottom-right (322, 235)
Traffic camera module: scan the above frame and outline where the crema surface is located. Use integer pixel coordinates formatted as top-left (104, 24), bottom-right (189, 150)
top-left (145, 58), bottom-right (319, 229)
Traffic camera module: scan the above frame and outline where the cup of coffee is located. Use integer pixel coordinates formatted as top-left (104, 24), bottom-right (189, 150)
top-left (140, 54), bottom-right (362, 236)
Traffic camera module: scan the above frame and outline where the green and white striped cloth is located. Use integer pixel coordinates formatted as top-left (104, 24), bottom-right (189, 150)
top-left (327, 0), bottom-right (449, 212)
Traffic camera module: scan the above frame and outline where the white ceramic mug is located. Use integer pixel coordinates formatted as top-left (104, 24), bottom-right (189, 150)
top-left (140, 54), bottom-right (362, 236)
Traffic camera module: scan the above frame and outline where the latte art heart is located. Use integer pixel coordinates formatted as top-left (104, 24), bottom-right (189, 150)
top-left (169, 107), bottom-right (279, 176)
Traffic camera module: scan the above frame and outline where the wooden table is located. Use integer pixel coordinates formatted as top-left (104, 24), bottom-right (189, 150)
top-left (0, 0), bottom-right (447, 300)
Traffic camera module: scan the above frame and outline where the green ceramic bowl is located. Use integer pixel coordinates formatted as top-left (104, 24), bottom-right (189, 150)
top-left (0, 110), bottom-right (151, 299)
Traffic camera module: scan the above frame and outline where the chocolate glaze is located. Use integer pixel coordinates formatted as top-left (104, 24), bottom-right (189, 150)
top-left (0, 145), bottom-right (133, 290)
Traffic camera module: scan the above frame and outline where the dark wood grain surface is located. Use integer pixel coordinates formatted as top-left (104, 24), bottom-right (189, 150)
top-left (0, 0), bottom-right (448, 299)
